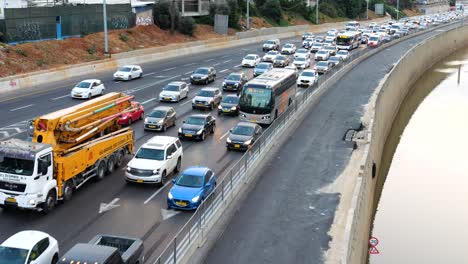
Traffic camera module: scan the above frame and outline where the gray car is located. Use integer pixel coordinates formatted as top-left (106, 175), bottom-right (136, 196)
top-left (144, 106), bottom-right (177, 131)
top-left (226, 122), bottom-right (263, 151)
top-left (273, 55), bottom-right (291, 68)
top-left (218, 94), bottom-right (240, 116)
top-left (192, 87), bottom-right (223, 110)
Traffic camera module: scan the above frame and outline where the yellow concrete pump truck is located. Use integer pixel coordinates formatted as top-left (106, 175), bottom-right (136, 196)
top-left (0, 92), bottom-right (135, 213)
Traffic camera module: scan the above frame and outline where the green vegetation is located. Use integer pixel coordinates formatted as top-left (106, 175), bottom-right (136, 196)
top-left (87, 44), bottom-right (96, 55)
top-left (14, 48), bottom-right (27, 57)
top-left (119, 33), bottom-right (129, 42)
top-left (369, 0), bottom-right (406, 19)
top-left (178, 17), bottom-right (196, 36)
top-left (36, 58), bottom-right (46, 66)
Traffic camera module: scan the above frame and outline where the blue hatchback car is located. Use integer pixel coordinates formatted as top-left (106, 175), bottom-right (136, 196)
top-left (254, 62), bottom-right (273, 77)
top-left (167, 166), bottom-right (217, 210)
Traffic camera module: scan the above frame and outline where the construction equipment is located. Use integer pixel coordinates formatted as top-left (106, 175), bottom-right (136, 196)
top-left (0, 92), bottom-right (135, 213)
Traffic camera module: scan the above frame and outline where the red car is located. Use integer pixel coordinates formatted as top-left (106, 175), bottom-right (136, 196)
top-left (118, 101), bottom-right (145, 125)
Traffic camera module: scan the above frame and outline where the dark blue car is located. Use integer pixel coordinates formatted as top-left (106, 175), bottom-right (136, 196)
top-left (167, 166), bottom-right (217, 210)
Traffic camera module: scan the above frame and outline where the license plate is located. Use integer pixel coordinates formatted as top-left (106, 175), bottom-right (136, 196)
top-left (227, 85), bottom-right (232, 89)
top-left (185, 134), bottom-right (193, 137)
top-left (223, 109), bottom-right (230, 112)
top-left (148, 125), bottom-right (156, 128)
top-left (251, 119), bottom-right (257, 122)
top-left (234, 144), bottom-right (241, 148)
top-left (176, 201), bottom-right (188, 207)
top-left (164, 98), bottom-right (171, 101)
top-left (136, 179), bottom-right (144, 183)
top-left (197, 104), bottom-right (204, 106)
top-left (75, 95), bottom-right (81, 97)
top-left (5, 197), bottom-right (16, 203)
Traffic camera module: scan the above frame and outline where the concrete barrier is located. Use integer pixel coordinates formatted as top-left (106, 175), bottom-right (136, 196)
top-left (342, 23), bottom-right (468, 264)
top-left (0, 17), bottom-right (389, 94)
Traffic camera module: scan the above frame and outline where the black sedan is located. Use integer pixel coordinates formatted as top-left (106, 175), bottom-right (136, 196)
top-left (226, 122), bottom-right (263, 151)
top-left (222, 72), bottom-right (248, 92)
top-left (218, 95), bottom-right (239, 116)
top-left (190, 67), bottom-right (216, 85)
top-left (178, 114), bottom-right (216, 141)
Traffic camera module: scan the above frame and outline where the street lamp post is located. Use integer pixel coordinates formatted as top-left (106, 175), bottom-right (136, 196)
top-left (397, 0), bottom-right (400, 20)
top-left (103, 0), bottom-right (109, 55)
top-left (246, 0), bottom-right (250, 30)
top-left (366, 0), bottom-right (369, 20)
top-left (316, 0), bottom-right (319, 25)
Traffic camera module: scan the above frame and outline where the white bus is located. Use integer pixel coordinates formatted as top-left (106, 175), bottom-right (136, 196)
top-left (336, 31), bottom-right (361, 50)
top-left (239, 69), bottom-right (296, 125)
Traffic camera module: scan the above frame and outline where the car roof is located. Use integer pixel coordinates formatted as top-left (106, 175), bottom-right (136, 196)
top-left (144, 136), bottom-right (178, 149)
top-left (196, 67), bottom-right (211, 70)
top-left (189, 114), bottom-right (209, 119)
top-left (59, 243), bottom-right (116, 264)
top-left (200, 87), bottom-right (219, 91)
top-left (235, 122), bottom-right (258, 128)
top-left (224, 94), bottom-right (239, 98)
top-left (302, 69), bottom-right (316, 73)
top-left (168, 81), bottom-right (186, 85)
top-left (79, 79), bottom-right (100, 83)
top-left (152, 106), bottom-right (173, 111)
top-left (246, 54), bottom-right (258, 57)
top-left (122, 65), bottom-right (140, 68)
top-left (2, 231), bottom-right (51, 249)
top-left (183, 166), bottom-right (210, 176)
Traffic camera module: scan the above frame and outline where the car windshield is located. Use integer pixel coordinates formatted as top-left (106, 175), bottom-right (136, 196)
top-left (176, 174), bottom-right (203, 188)
top-left (330, 57), bottom-right (339, 61)
top-left (76, 82), bottom-right (91, 88)
top-left (185, 117), bottom-right (205, 125)
top-left (222, 96), bottom-right (239, 104)
top-left (301, 71), bottom-right (315, 77)
top-left (197, 90), bottom-right (214, 97)
top-left (0, 156), bottom-right (35, 176)
top-left (317, 61), bottom-right (328, 67)
top-left (226, 74), bottom-right (241, 81)
top-left (297, 49), bottom-right (307, 53)
top-left (338, 51), bottom-right (348, 55)
top-left (317, 51), bottom-right (327, 55)
top-left (276, 56), bottom-right (286, 60)
top-left (149, 110), bottom-right (166, 118)
top-left (135, 148), bottom-right (164, 160)
top-left (194, 68), bottom-right (209, 74)
top-left (284, 44), bottom-right (293, 48)
top-left (266, 40), bottom-right (275, 44)
top-left (163, 84), bottom-right (180, 91)
top-left (313, 44), bottom-right (322, 47)
top-left (244, 55), bottom-right (256, 60)
top-left (118, 67), bottom-right (132, 72)
top-left (295, 57), bottom-right (306, 62)
top-left (0, 246), bottom-right (29, 264)
top-left (370, 37), bottom-right (379, 41)
top-left (266, 51), bottom-right (277, 55)
top-left (231, 125), bottom-right (255, 136)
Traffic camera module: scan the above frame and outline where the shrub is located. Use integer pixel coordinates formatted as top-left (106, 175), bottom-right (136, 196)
top-left (194, 15), bottom-right (213, 25)
top-left (119, 33), bottom-right (129, 42)
top-left (15, 48), bottom-right (27, 57)
top-left (36, 59), bottom-right (46, 66)
top-left (178, 16), bottom-right (196, 36)
top-left (87, 44), bottom-right (96, 55)
top-left (259, 0), bottom-right (282, 24)
top-left (154, 0), bottom-right (179, 30)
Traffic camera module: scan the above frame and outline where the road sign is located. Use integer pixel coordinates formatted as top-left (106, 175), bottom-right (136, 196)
top-left (369, 236), bottom-right (380, 255)
top-left (369, 247), bottom-right (380, 254)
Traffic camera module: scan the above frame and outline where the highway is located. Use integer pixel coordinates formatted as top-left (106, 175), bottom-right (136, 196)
top-left (0, 32), bottom-right (340, 262)
top-left (204, 23), bottom-right (462, 263)
top-left (0, 20), bottom-right (459, 263)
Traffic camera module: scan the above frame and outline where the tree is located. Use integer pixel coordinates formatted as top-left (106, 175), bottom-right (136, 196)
top-left (259, 0), bottom-right (282, 23)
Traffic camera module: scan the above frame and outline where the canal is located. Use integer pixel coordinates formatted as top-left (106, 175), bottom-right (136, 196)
top-left (370, 45), bottom-right (468, 264)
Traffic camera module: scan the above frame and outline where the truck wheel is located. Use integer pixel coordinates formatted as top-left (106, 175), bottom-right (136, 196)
top-left (63, 182), bottom-right (73, 201)
top-left (115, 150), bottom-right (125, 168)
top-left (175, 158), bottom-right (181, 173)
top-left (107, 155), bottom-right (116, 174)
top-left (42, 190), bottom-right (56, 214)
top-left (96, 161), bottom-right (106, 181)
top-left (160, 170), bottom-right (167, 187)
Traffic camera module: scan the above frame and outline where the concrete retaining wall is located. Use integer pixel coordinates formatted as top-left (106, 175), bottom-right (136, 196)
top-left (0, 17), bottom-right (389, 94)
top-left (344, 24), bottom-right (468, 264)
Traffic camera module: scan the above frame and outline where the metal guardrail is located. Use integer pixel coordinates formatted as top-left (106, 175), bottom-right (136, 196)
top-left (153, 22), bottom-right (450, 264)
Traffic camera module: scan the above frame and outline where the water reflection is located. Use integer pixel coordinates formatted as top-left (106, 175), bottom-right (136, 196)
top-left (370, 45), bottom-right (468, 264)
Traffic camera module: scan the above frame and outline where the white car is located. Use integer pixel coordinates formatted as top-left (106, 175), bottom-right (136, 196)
top-left (281, 43), bottom-right (297, 55)
top-left (323, 39), bottom-right (335, 47)
top-left (262, 50), bottom-right (279, 62)
top-left (242, 54), bottom-right (261, 67)
top-left (336, 50), bottom-right (349, 61)
top-left (0, 230), bottom-right (59, 264)
top-left (113, 65), bottom-right (143, 81)
top-left (293, 57), bottom-right (310, 69)
top-left (297, 69), bottom-right (318, 88)
top-left (126, 136), bottom-right (183, 185)
top-left (302, 37), bottom-right (314, 48)
top-left (294, 48), bottom-right (310, 59)
top-left (70, 79), bottom-right (105, 99)
top-left (159, 81), bottom-right (190, 102)
top-left (284, 65), bottom-right (299, 78)
top-left (315, 50), bottom-right (330, 61)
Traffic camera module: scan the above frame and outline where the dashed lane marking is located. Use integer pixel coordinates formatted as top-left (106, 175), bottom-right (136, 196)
top-left (220, 69), bottom-right (229, 73)
top-left (141, 98), bottom-right (157, 105)
top-left (10, 104), bottom-right (34, 112)
top-left (162, 67), bottom-right (176, 72)
top-left (51, 95), bottom-right (69, 100)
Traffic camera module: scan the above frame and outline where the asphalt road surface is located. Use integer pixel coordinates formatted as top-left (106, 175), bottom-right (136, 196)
top-left (203, 24), bottom-right (460, 264)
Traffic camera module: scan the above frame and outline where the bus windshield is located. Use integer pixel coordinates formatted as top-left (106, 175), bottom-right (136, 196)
top-left (336, 36), bottom-right (352, 46)
top-left (239, 86), bottom-right (273, 114)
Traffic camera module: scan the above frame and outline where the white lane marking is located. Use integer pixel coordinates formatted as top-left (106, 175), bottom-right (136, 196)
top-left (167, 75), bottom-right (182, 81)
top-left (115, 81), bottom-right (123, 83)
top-left (155, 75), bottom-right (168, 78)
top-left (143, 72), bottom-right (157, 77)
top-left (141, 98), bottom-right (157, 105)
top-left (51, 95), bottom-right (69, 100)
top-left (99, 198), bottom-right (120, 214)
top-left (220, 69), bottom-right (229, 73)
top-left (144, 181), bottom-right (172, 204)
top-left (10, 104), bottom-right (34, 112)
top-left (161, 208), bottom-right (181, 221)
top-left (204, 58), bottom-right (215, 62)
top-left (180, 99), bottom-right (193, 106)
top-left (181, 77), bottom-right (189, 81)
top-left (0, 131), bottom-right (9, 138)
top-left (162, 67), bottom-right (176, 72)
top-left (214, 63), bottom-right (221, 66)
top-left (234, 64), bottom-right (242, 68)
top-left (223, 60), bottom-right (232, 63)
top-left (220, 130), bottom-right (230, 140)
top-left (186, 62), bottom-right (196, 66)
top-left (185, 71), bottom-right (192, 74)
top-left (221, 55), bottom-right (230, 58)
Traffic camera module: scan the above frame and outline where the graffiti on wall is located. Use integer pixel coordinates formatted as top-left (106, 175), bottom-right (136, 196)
top-left (136, 9), bottom-right (153, 26)
top-left (111, 16), bottom-right (129, 29)
top-left (8, 22), bottom-right (42, 41)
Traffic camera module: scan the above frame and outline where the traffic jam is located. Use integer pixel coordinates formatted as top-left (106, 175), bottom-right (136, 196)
top-left (0, 12), bottom-right (461, 264)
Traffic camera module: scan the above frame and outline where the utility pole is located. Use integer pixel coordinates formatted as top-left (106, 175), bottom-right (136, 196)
top-left (103, 0), bottom-right (109, 55)
top-left (170, 0), bottom-right (176, 35)
top-left (316, 0), bottom-right (319, 25)
top-left (366, 0), bottom-right (369, 20)
top-left (246, 0), bottom-right (250, 30)
top-left (397, 0), bottom-right (400, 20)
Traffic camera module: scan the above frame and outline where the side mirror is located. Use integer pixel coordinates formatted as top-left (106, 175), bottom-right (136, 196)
top-left (205, 182), bottom-right (211, 188)
top-left (229, 129), bottom-right (233, 133)
top-left (183, 121), bottom-right (186, 123)
top-left (172, 179), bottom-right (176, 184)
top-left (167, 155), bottom-right (173, 160)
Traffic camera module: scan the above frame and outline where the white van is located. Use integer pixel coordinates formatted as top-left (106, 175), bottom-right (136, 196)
top-left (345, 21), bottom-right (360, 31)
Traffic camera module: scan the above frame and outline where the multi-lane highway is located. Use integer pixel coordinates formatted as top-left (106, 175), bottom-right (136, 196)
top-left (0, 19), bottom-right (461, 264)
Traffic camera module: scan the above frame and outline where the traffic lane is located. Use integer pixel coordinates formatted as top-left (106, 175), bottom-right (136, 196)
top-left (204, 24), bottom-right (460, 264)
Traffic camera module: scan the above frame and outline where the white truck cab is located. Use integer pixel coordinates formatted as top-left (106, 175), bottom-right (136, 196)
top-left (126, 136), bottom-right (183, 185)
top-left (0, 139), bottom-right (55, 211)
top-left (0, 230), bottom-right (59, 264)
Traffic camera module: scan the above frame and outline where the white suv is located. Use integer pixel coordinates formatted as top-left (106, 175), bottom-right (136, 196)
top-left (126, 136), bottom-right (183, 185)
top-left (0, 230), bottom-right (59, 264)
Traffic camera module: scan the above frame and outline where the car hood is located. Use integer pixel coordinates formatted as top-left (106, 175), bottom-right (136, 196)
top-left (220, 102), bottom-right (237, 108)
top-left (181, 124), bottom-right (203, 131)
top-left (263, 54), bottom-right (275, 58)
top-left (224, 80), bottom-right (240, 85)
top-left (298, 76), bottom-right (315, 81)
top-left (315, 65), bottom-right (328, 69)
top-left (191, 74), bottom-right (208, 78)
top-left (242, 59), bottom-right (255, 63)
top-left (193, 96), bottom-right (213, 102)
top-left (274, 59), bottom-right (286, 63)
top-left (160, 91), bottom-right (179, 96)
top-left (114, 71), bottom-right (129, 75)
top-left (228, 134), bottom-right (253, 143)
top-left (146, 117), bottom-right (164, 123)
top-left (255, 68), bottom-right (268, 73)
top-left (128, 158), bottom-right (165, 170)
top-left (170, 185), bottom-right (203, 201)
top-left (294, 61), bottom-right (307, 65)
top-left (72, 87), bottom-right (90, 93)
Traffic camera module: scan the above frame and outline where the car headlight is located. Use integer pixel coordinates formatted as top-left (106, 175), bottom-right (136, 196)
top-left (230, 106), bottom-right (237, 110)
top-left (127, 167), bottom-right (131, 172)
top-left (178, 128), bottom-right (182, 133)
top-left (168, 192), bottom-right (173, 200)
top-left (190, 75), bottom-right (194, 79)
top-left (153, 168), bottom-right (160, 175)
top-left (218, 105), bottom-right (222, 110)
top-left (192, 99), bottom-right (196, 104)
top-left (196, 129), bottom-right (203, 135)
top-left (227, 138), bottom-right (232, 143)
top-left (29, 199), bottom-right (36, 205)
top-left (222, 82), bottom-right (226, 86)
top-left (145, 118), bottom-right (148, 123)
top-left (191, 195), bottom-right (200, 203)
top-left (244, 139), bottom-right (252, 145)
top-left (158, 120), bottom-right (164, 124)
top-left (201, 76), bottom-right (207, 79)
